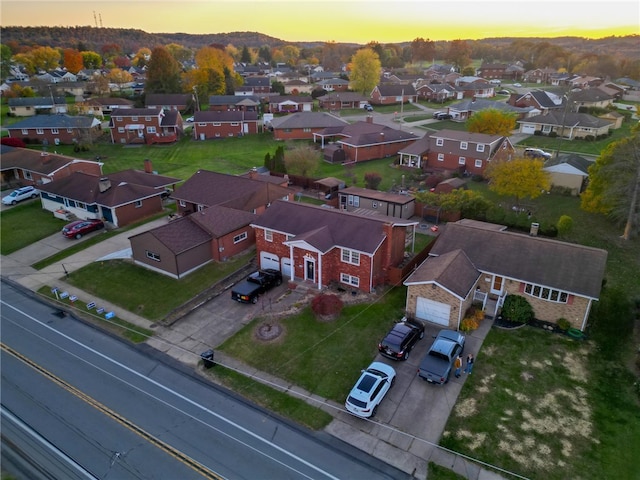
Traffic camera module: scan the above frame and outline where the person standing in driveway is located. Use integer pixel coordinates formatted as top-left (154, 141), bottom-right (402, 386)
top-left (454, 355), bottom-right (462, 378)
top-left (465, 353), bottom-right (474, 374)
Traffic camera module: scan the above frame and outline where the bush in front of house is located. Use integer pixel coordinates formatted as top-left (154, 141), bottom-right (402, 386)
top-left (501, 294), bottom-right (534, 324)
top-left (311, 293), bottom-right (344, 322)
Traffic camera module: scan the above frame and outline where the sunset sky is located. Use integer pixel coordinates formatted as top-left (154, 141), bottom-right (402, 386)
top-left (2, 0), bottom-right (638, 44)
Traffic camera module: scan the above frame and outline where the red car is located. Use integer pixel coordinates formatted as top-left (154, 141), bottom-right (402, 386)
top-left (62, 219), bottom-right (105, 239)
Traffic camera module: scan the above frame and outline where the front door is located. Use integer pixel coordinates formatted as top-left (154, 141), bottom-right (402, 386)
top-left (305, 258), bottom-right (315, 282)
top-left (490, 275), bottom-right (504, 295)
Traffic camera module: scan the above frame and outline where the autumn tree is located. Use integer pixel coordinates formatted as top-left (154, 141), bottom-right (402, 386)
top-left (63, 49), bottom-right (83, 74)
top-left (16, 46), bottom-right (61, 74)
top-left (284, 145), bottom-right (320, 177)
top-left (466, 108), bottom-right (517, 136)
top-left (364, 172), bottom-right (382, 190)
top-left (446, 39), bottom-right (472, 71)
top-left (132, 48), bottom-right (152, 68)
top-left (146, 46), bottom-right (182, 94)
top-left (581, 126), bottom-right (640, 240)
top-left (165, 43), bottom-right (192, 64)
top-left (410, 38), bottom-right (435, 64)
top-left (101, 43), bottom-right (122, 67)
top-left (485, 157), bottom-right (551, 207)
top-left (349, 48), bottom-right (381, 96)
top-left (107, 68), bottom-right (133, 91)
top-left (81, 51), bottom-right (102, 69)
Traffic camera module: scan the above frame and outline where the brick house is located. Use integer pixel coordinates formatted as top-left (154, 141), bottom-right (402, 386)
top-left (208, 95), bottom-right (261, 112)
top-left (517, 112), bottom-right (613, 138)
top-left (507, 90), bottom-right (565, 114)
top-left (192, 110), bottom-right (259, 140)
top-left (109, 108), bottom-right (183, 144)
top-left (317, 92), bottom-right (370, 110)
top-left (0, 146), bottom-right (103, 188)
top-left (370, 84), bottom-right (418, 105)
top-left (129, 169), bottom-right (294, 278)
top-left (425, 129), bottom-right (515, 176)
top-left (265, 95), bottom-right (314, 114)
top-left (415, 83), bottom-right (459, 103)
top-left (404, 220), bottom-right (607, 331)
top-left (235, 76), bottom-right (271, 95)
top-left (476, 63), bottom-right (508, 80)
top-left (6, 114), bottom-right (102, 145)
top-left (251, 200), bottom-right (419, 292)
top-left (145, 93), bottom-right (194, 111)
top-left (269, 112), bottom-right (349, 140)
top-left (38, 168), bottom-right (180, 227)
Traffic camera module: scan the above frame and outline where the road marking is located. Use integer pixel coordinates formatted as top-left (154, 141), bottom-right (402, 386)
top-left (1, 342), bottom-right (224, 480)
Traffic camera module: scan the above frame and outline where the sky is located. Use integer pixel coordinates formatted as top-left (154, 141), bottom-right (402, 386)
top-left (1, 0), bottom-right (638, 44)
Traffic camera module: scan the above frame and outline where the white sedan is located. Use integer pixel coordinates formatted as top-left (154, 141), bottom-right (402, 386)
top-left (345, 361), bottom-right (396, 418)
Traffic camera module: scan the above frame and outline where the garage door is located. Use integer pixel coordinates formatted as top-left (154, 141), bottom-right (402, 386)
top-left (416, 297), bottom-right (451, 326)
top-left (281, 258), bottom-right (292, 278)
top-left (521, 124), bottom-right (536, 134)
top-left (260, 252), bottom-right (280, 271)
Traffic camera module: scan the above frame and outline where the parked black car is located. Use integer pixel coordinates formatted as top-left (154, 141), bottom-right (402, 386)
top-left (378, 317), bottom-right (425, 360)
top-left (231, 269), bottom-right (283, 304)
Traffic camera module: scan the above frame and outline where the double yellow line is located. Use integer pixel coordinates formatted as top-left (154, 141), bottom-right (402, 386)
top-left (1, 343), bottom-right (223, 480)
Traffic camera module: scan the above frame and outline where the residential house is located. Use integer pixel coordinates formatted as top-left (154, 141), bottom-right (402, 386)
top-left (128, 169), bottom-right (295, 278)
top-left (338, 186), bottom-right (416, 219)
top-left (235, 76), bottom-right (271, 96)
top-left (425, 129), bottom-right (515, 176)
top-left (523, 68), bottom-right (558, 84)
top-left (265, 95), bottom-right (314, 114)
top-left (568, 75), bottom-right (602, 89)
top-left (517, 112), bottom-right (613, 138)
top-left (569, 88), bottom-right (615, 110)
top-left (6, 115), bottom-right (102, 145)
top-left (208, 95), bottom-right (261, 112)
top-left (145, 93), bottom-right (194, 112)
top-left (0, 146), bottom-right (103, 188)
top-left (370, 84), bottom-right (418, 105)
top-left (251, 200), bottom-right (419, 291)
top-left (398, 134), bottom-right (430, 169)
top-left (36, 69), bottom-right (77, 83)
top-left (455, 77), bottom-right (495, 98)
top-left (317, 92), bottom-right (370, 110)
top-left (316, 78), bottom-right (350, 92)
top-left (283, 79), bottom-right (315, 95)
top-left (8, 96), bottom-right (67, 116)
top-left (38, 169), bottom-right (180, 227)
top-left (543, 154), bottom-right (592, 195)
top-left (508, 90), bottom-right (564, 115)
top-left (415, 83), bottom-right (460, 103)
top-left (404, 220), bottom-right (607, 331)
top-left (76, 97), bottom-right (135, 118)
top-left (476, 63), bottom-right (508, 80)
top-left (109, 108), bottom-right (183, 144)
top-left (192, 110), bottom-right (259, 140)
top-left (422, 64), bottom-right (456, 83)
top-left (314, 118), bottom-right (419, 164)
top-left (448, 98), bottom-right (533, 122)
top-left (268, 112), bottom-right (349, 141)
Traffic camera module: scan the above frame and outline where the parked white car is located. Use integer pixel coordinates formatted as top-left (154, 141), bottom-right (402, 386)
top-left (345, 361), bottom-right (396, 418)
top-left (2, 186), bottom-right (39, 205)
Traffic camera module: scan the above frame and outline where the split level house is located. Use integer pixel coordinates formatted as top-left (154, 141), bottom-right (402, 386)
top-left (129, 169), bottom-right (294, 278)
top-left (38, 167), bottom-right (180, 227)
top-left (250, 200), bottom-right (419, 292)
top-left (404, 220), bottom-right (607, 332)
top-left (109, 108), bottom-right (183, 144)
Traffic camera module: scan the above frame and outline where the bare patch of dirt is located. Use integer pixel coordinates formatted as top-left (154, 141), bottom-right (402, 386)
top-left (254, 321), bottom-right (285, 343)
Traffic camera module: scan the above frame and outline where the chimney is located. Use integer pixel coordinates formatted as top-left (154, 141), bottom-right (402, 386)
top-left (366, 115), bottom-right (373, 123)
top-left (41, 151), bottom-right (51, 164)
top-left (249, 167), bottom-right (258, 179)
top-left (144, 159), bottom-right (153, 173)
top-left (98, 177), bottom-right (111, 193)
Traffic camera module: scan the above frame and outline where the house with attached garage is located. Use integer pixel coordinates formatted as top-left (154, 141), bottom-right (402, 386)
top-left (517, 111), bottom-right (613, 138)
top-left (404, 220), bottom-right (607, 331)
top-left (265, 95), bottom-right (314, 114)
top-left (370, 84), bottom-right (418, 105)
top-left (38, 167), bottom-right (180, 227)
top-left (6, 114), bottom-right (102, 145)
top-left (250, 200), bottom-right (418, 292)
top-left (128, 169), bottom-right (295, 278)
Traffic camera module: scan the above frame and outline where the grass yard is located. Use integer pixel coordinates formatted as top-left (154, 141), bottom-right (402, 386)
top-left (65, 253), bottom-right (254, 321)
top-left (0, 201), bottom-right (64, 255)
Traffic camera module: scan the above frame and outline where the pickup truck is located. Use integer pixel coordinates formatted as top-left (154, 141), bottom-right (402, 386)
top-left (418, 329), bottom-right (465, 384)
top-left (231, 269), bottom-right (283, 304)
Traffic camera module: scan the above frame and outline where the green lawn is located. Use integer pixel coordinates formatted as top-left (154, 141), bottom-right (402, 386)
top-left (0, 201), bottom-right (65, 255)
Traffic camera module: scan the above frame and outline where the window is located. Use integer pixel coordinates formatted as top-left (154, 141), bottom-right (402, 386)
top-left (458, 156), bottom-right (466, 165)
top-left (145, 116), bottom-right (151, 121)
top-left (118, 127), bottom-right (125, 133)
top-left (197, 204), bottom-right (205, 212)
top-left (23, 170), bottom-right (32, 180)
top-left (36, 128), bottom-right (44, 135)
top-left (179, 200), bottom-right (186, 207)
top-left (134, 200), bottom-right (142, 208)
top-left (524, 283), bottom-right (568, 303)
top-left (51, 128), bottom-right (59, 134)
top-left (116, 117), bottom-right (122, 121)
top-left (460, 141), bottom-right (468, 150)
top-left (340, 273), bottom-right (360, 287)
top-left (347, 195), bottom-right (360, 207)
top-left (146, 250), bottom-right (161, 262)
top-left (477, 144), bottom-right (485, 152)
top-left (341, 248), bottom-right (360, 265)
top-left (213, 122), bottom-right (221, 126)
top-left (67, 128), bottom-right (73, 133)
top-left (436, 138), bottom-right (444, 146)
top-left (265, 229), bottom-right (273, 242)
top-left (147, 126), bottom-right (156, 134)
top-left (231, 122), bottom-right (239, 126)
top-left (475, 159), bottom-right (483, 168)
top-left (233, 232), bottom-right (248, 244)
top-left (21, 129), bottom-right (28, 135)
top-left (437, 153), bottom-right (444, 162)
top-left (132, 116), bottom-right (138, 121)
top-left (77, 202), bottom-right (85, 209)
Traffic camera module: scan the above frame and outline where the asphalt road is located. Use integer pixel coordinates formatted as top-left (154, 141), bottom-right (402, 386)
top-left (0, 280), bottom-right (407, 480)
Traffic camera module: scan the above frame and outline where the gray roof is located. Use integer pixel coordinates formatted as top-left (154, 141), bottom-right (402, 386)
top-left (340, 186), bottom-right (415, 205)
top-left (449, 98), bottom-right (532, 115)
top-left (398, 134), bottom-right (431, 156)
top-left (8, 96), bottom-right (66, 107)
top-left (544, 154), bottom-right (592, 174)
top-left (194, 110), bottom-right (258, 122)
top-left (518, 111), bottom-right (613, 129)
top-left (0, 146), bottom-right (101, 175)
top-left (269, 112), bottom-right (349, 129)
top-left (375, 84), bottom-right (417, 96)
top-left (429, 221), bottom-right (607, 299)
top-left (6, 114), bottom-right (98, 129)
top-left (208, 95), bottom-right (260, 106)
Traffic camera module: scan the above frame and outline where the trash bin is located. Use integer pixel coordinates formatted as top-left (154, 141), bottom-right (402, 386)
top-left (200, 349), bottom-right (215, 368)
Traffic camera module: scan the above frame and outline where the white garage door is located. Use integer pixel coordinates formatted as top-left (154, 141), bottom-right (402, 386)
top-left (260, 252), bottom-right (280, 271)
top-left (521, 124), bottom-right (536, 134)
top-left (416, 297), bottom-right (451, 326)
top-left (281, 258), bottom-right (292, 278)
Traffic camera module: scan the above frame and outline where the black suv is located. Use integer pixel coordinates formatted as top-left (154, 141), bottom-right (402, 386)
top-left (378, 317), bottom-right (425, 360)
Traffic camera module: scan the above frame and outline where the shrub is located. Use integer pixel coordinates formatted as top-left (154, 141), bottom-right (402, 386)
top-left (557, 317), bottom-right (571, 332)
top-left (311, 293), bottom-right (344, 321)
top-left (501, 295), bottom-right (534, 324)
top-left (460, 306), bottom-right (485, 332)
top-left (1, 137), bottom-right (26, 148)
top-left (364, 172), bottom-right (382, 190)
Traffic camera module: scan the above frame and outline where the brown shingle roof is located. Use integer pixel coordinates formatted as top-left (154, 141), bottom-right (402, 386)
top-left (0, 146), bottom-right (101, 176)
top-left (189, 205), bottom-right (257, 237)
top-left (134, 216), bottom-right (211, 254)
